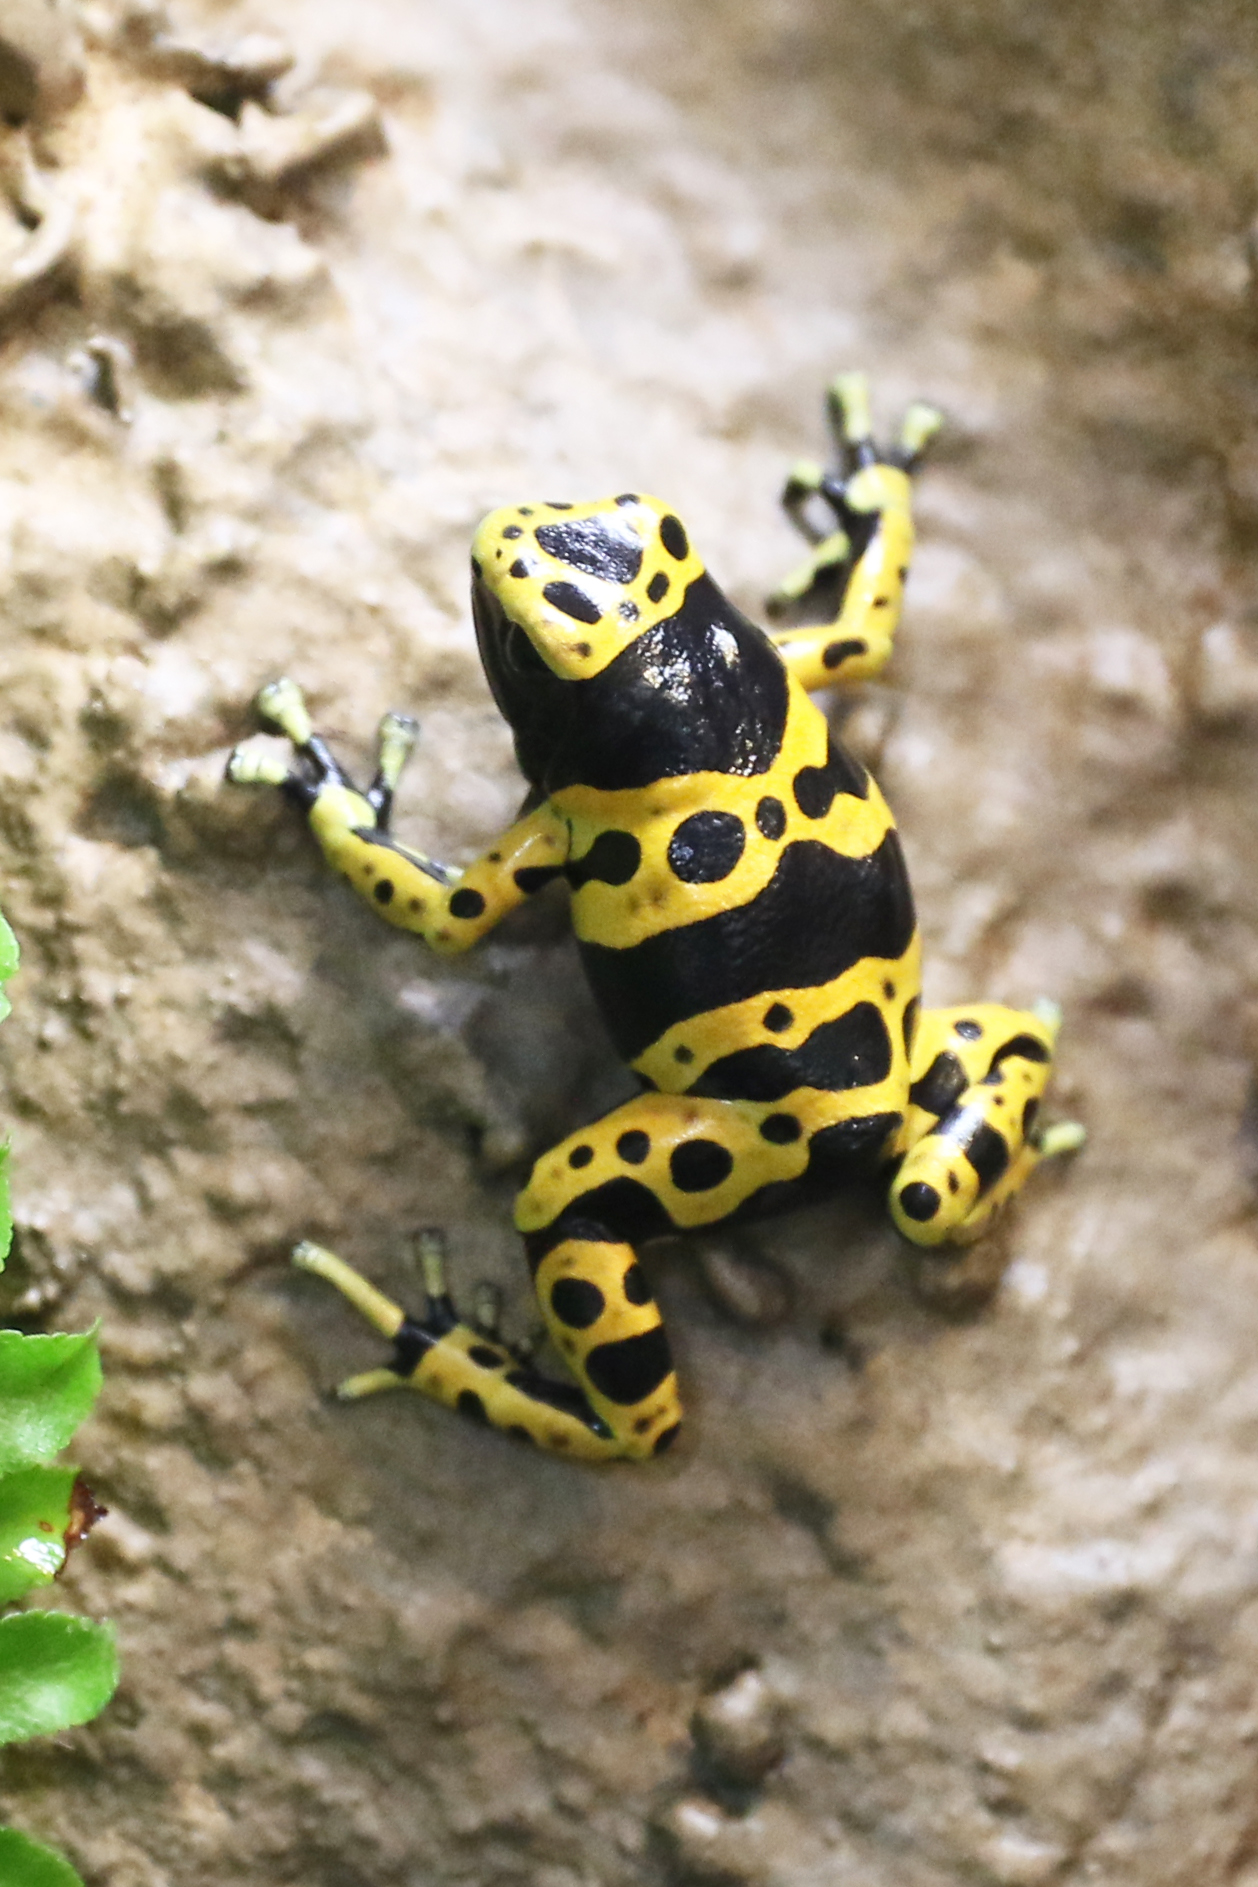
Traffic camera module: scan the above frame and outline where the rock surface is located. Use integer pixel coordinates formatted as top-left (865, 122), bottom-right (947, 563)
top-left (0, 1), bottom-right (1257, 1883)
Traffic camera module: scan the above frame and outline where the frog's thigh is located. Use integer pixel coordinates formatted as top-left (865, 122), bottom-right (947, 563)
top-left (890, 1001), bottom-right (1058, 1246)
top-left (516, 1090), bottom-right (806, 1244)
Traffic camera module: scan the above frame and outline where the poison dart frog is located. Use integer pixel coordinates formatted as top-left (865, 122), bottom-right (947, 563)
top-left (228, 374), bottom-right (1084, 1464)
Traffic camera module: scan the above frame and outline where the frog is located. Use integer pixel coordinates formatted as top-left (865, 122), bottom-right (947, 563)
top-left (227, 373), bottom-right (1084, 1464)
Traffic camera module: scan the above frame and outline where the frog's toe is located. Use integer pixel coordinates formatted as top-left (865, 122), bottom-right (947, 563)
top-left (334, 1367), bottom-right (405, 1401)
top-left (257, 676), bottom-right (313, 745)
top-left (1036, 1120), bottom-right (1087, 1160)
top-left (828, 370), bottom-right (874, 446)
top-left (899, 401), bottom-right (943, 465)
top-left (1029, 996), bottom-right (1064, 1041)
top-left (226, 741), bottom-right (290, 788)
top-left (781, 457), bottom-right (826, 505)
top-left (374, 710), bottom-right (421, 795)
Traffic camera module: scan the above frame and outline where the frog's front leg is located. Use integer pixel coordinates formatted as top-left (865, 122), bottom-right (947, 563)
top-left (227, 678), bottom-right (569, 954)
top-left (768, 373), bottom-right (942, 693)
top-left (888, 1000), bottom-right (1085, 1247)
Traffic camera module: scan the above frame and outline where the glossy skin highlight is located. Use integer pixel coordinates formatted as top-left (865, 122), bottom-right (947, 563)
top-left (228, 375), bottom-right (1083, 1464)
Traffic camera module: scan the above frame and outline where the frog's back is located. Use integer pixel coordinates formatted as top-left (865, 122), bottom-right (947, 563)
top-left (543, 562), bottom-right (920, 1106)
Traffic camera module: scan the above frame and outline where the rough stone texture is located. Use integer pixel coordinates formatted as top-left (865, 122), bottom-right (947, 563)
top-left (0, 1), bottom-right (1257, 1883)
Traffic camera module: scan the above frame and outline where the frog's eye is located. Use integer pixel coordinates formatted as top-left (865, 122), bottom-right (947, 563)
top-left (503, 622), bottom-right (549, 679)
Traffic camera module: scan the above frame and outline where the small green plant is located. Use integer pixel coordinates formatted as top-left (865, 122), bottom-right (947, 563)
top-left (0, 915), bottom-right (116, 1885)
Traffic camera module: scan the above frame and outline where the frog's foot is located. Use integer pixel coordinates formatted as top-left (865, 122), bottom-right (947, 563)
top-left (227, 679), bottom-right (419, 831)
top-left (890, 999), bottom-right (1083, 1248)
top-left (292, 1233), bottom-right (641, 1463)
top-left (767, 374), bottom-right (942, 687)
top-left (823, 372), bottom-right (942, 476)
top-left (227, 681), bottom-right (472, 938)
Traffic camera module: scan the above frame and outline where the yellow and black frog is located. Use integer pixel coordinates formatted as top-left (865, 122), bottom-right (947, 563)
top-left (228, 374), bottom-right (1083, 1464)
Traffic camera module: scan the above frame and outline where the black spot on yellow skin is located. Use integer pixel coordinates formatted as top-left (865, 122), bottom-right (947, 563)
top-left (551, 1277), bottom-right (605, 1328)
top-left (793, 732), bottom-right (868, 820)
top-left (909, 1050), bottom-right (967, 1118)
top-left (989, 1033), bottom-right (1050, 1069)
top-left (457, 1389), bottom-right (489, 1423)
top-left (585, 1325), bottom-right (673, 1404)
top-left (674, 1045), bottom-right (694, 1065)
top-left (659, 514), bottom-right (689, 559)
top-left (760, 1114), bottom-right (801, 1143)
top-left (567, 830), bottom-right (640, 889)
top-left (947, 1171), bottom-right (960, 1194)
top-left (623, 1262), bottom-right (651, 1303)
top-left (502, 525), bottom-right (522, 539)
top-left (823, 638), bottom-right (867, 669)
top-left (647, 571), bottom-right (669, 603)
top-left (617, 1130), bottom-right (650, 1164)
top-left (756, 796), bottom-right (786, 840)
top-left (667, 810), bottom-right (745, 884)
top-left (966, 1122), bottom-right (1010, 1193)
top-left (569, 1144), bottom-right (594, 1169)
top-left (468, 1344), bottom-right (506, 1370)
top-left (510, 559), bottom-right (529, 579)
top-left (653, 1422), bottom-right (681, 1455)
top-left (620, 600), bottom-right (639, 621)
top-left (449, 887), bottom-right (485, 920)
top-left (536, 517), bottom-right (642, 583)
top-left (902, 995), bottom-right (920, 1054)
top-left (670, 1139), bottom-right (734, 1192)
top-left (883, 980), bottom-right (895, 1000)
top-left (955, 1018), bottom-right (982, 1040)
top-left (899, 1181), bottom-right (940, 1221)
top-left (1023, 1097), bottom-right (1040, 1138)
top-left (764, 1003), bottom-right (793, 1032)
top-left (374, 880), bottom-right (394, 905)
top-left (543, 580), bottom-right (601, 624)
top-left (616, 493), bottom-right (639, 505)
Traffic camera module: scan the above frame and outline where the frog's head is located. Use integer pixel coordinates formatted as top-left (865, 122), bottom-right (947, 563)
top-left (471, 494), bottom-right (784, 790)
top-left (470, 494), bottom-right (706, 691)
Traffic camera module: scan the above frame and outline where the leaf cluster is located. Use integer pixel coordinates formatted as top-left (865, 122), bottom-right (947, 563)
top-left (0, 916), bottom-right (117, 1885)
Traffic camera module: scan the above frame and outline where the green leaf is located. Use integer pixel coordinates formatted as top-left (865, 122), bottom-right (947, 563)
top-left (0, 914), bottom-right (16, 1027)
top-left (0, 1142), bottom-right (10, 1273)
top-left (0, 1611), bottom-right (118, 1744)
top-left (0, 1333), bottom-right (102, 1476)
top-left (0, 1828), bottom-right (85, 1887)
top-left (0, 1467), bottom-right (79, 1602)
top-left (0, 913), bottom-right (17, 983)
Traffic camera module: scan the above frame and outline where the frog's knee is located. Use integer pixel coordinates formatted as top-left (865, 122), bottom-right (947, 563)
top-left (890, 1152), bottom-right (974, 1247)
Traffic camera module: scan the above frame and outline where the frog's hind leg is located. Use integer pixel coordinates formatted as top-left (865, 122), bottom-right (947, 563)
top-left (310, 1087), bottom-right (810, 1463)
top-left (513, 1088), bottom-right (825, 1461)
top-left (889, 999), bottom-right (1085, 1247)
top-left (769, 373), bottom-right (943, 692)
